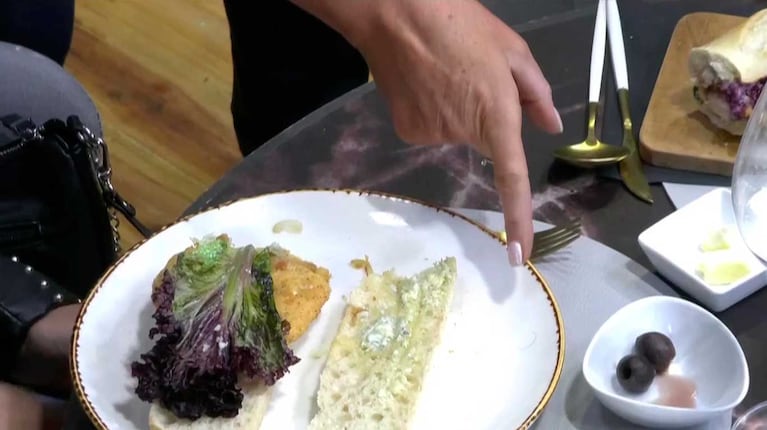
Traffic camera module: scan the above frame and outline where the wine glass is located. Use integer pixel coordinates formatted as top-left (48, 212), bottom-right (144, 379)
top-left (732, 88), bottom-right (767, 262)
top-left (730, 87), bottom-right (767, 430)
top-left (732, 401), bottom-right (767, 429)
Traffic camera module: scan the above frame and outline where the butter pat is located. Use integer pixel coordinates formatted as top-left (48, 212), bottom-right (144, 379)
top-left (696, 260), bottom-right (751, 285)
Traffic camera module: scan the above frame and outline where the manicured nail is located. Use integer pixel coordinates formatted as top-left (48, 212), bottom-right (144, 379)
top-left (553, 107), bottom-right (564, 133)
top-left (508, 241), bottom-right (523, 266)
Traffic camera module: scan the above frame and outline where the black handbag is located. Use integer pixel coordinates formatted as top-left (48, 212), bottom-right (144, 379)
top-left (0, 113), bottom-right (152, 379)
top-left (0, 114), bottom-right (152, 296)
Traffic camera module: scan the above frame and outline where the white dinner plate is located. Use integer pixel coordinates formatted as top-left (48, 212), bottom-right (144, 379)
top-left (71, 189), bottom-right (565, 430)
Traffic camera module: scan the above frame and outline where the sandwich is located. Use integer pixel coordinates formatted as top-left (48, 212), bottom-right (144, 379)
top-left (130, 234), bottom-right (331, 429)
top-left (309, 257), bottom-right (457, 430)
top-left (688, 9), bottom-right (767, 135)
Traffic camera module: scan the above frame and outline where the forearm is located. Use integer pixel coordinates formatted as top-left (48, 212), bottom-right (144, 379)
top-left (289, 0), bottom-right (461, 54)
top-left (288, 0), bottom-right (381, 48)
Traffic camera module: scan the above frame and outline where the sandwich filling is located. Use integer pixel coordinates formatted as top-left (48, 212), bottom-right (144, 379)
top-left (695, 77), bottom-right (767, 120)
top-left (131, 236), bottom-right (299, 421)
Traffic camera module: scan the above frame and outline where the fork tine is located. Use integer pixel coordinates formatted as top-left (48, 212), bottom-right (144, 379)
top-left (530, 229), bottom-right (581, 260)
top-left (530, 236), bottom-right (579, 260)
top-left (532, 220), bottom-right (581, 245)
top-left (537, 224), bottom-right (581, 245)
top-left (530, 219), bottom-right (582, 260)
top-left (533, 219), bottom-right (581, 241)
top-left (535, 228), bottom-right (580, 252)
top-left (496, 219), bottom-right (581, 257)
top-left (533, 227), bottom-right (581, 250)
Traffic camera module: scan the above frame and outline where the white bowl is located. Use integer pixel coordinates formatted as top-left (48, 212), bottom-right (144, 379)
top-left (638, 188), bottom-right (767, 312)
top-left (583, 296), bottom-right (749, 428)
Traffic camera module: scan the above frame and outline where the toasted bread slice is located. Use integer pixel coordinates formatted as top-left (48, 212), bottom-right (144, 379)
top-left (309, 258), bottom-right (457, 430)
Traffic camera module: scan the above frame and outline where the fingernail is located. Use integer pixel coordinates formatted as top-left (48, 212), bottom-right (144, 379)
top-left (553, 107), bottom-right (564, 133)
top-left (508, 241), bottom-right (523, 266)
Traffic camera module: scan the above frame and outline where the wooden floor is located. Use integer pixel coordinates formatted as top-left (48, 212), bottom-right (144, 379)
top-left (65, 0), bottom-right (242, 251)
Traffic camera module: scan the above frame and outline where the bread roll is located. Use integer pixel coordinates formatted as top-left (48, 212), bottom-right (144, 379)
top-left (688, 9), bottom-right (767, 135)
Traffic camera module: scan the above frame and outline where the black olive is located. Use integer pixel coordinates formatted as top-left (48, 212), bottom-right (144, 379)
top-left (635, 332), bottom-right (676, 374)
top-left (616, 354), bottom-right (655, 394)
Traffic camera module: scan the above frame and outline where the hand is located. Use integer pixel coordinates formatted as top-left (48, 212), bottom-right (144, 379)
top-left (292, 0), bottom-right (563, 264)
top-left (13, 304), bottom-right (81, 394)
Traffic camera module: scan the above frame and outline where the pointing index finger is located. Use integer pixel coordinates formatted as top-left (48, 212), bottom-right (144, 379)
top-left (482, 82), bottom-right (534, 266)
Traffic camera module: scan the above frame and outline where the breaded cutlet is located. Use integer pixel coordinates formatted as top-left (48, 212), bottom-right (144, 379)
top-left (269, 251), bottom-right (331, 342)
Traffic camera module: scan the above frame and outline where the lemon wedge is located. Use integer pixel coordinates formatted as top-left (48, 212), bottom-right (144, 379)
top-left (696, 260), bottom-right (751, 285)
top-left (699, 228), bottom-right (731, 252)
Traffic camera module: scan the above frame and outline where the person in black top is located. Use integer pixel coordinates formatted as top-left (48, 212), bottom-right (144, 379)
top-left (0, 0), bottom-right (74, 66)
top-left (1, 0), bottom-right (562, 267)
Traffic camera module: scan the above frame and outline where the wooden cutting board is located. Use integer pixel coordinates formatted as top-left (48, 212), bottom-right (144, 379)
top-left (639, 12), bottom-right (747, 177)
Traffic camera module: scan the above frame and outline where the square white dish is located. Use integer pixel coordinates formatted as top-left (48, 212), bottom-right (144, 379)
top-left (638, 188), bottom-right (767, 312)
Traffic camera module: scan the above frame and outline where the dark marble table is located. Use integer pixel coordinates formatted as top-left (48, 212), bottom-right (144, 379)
top-left (181, 0), bottom-right (767, 424)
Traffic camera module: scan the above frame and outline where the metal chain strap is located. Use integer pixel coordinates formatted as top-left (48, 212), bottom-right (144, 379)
top-left (72, 125), bottom-right (123, 254)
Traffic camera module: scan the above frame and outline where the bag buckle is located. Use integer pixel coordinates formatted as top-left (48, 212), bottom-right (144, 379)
top-left (69, 119), bottom-right (153, 241)
top-left (0, 114), bottom-right (41, 142)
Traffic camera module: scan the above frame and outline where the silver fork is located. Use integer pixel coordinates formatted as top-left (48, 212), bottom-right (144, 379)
top-left (495, 218), bottom-right (582, 261)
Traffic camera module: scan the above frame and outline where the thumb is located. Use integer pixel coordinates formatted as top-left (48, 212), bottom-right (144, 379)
top-left (482, 85), bottom-right (534, 266)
